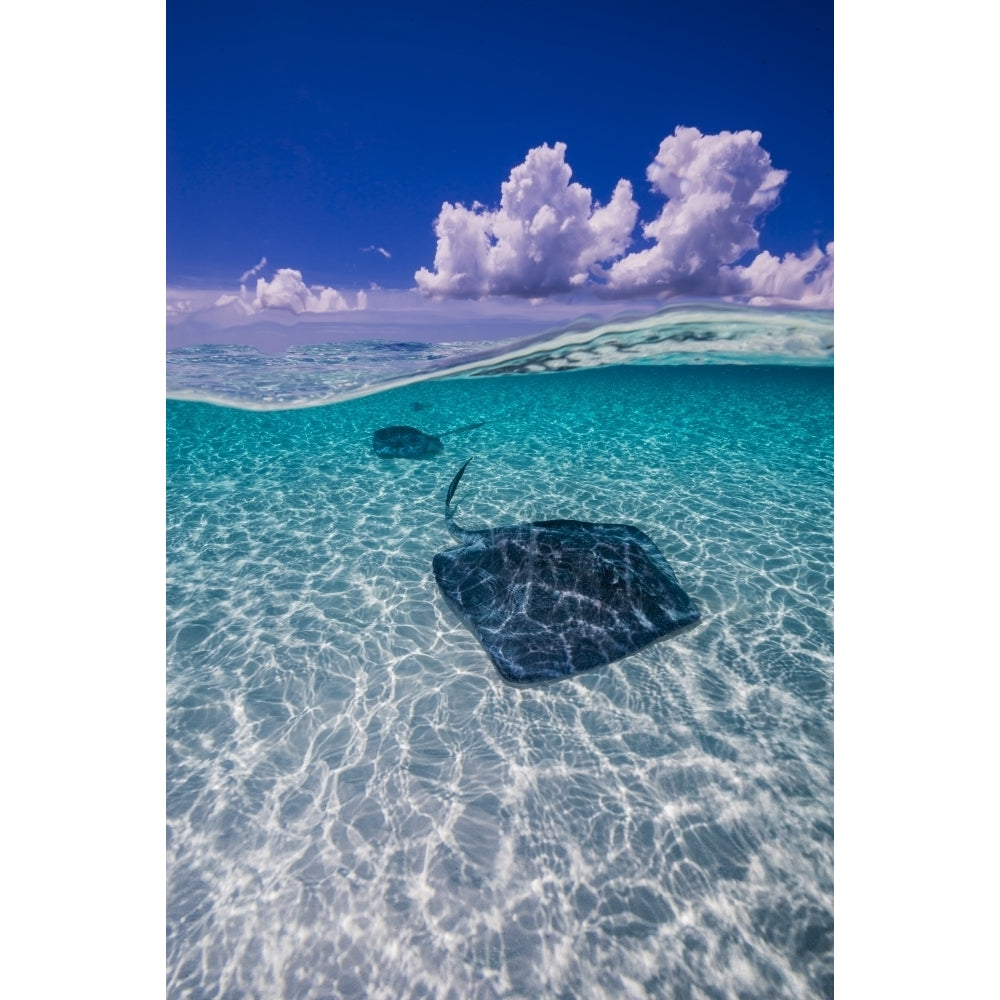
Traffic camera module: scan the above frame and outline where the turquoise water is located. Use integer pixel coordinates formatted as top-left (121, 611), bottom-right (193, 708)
top-left (167, 355), bottom-right (833, 998)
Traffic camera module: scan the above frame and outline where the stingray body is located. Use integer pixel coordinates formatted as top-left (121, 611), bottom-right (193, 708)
top-left (372, 425), bottom-right (443, 458)
top-left (432, 460), bottom-right (700, 683)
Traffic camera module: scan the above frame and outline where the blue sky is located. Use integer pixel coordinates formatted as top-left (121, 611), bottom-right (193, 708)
top-left (167, 0), bottom-right (832, 341)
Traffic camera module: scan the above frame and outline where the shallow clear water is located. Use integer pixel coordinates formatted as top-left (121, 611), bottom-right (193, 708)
top-left (166, 363), bottom-right (833, 999)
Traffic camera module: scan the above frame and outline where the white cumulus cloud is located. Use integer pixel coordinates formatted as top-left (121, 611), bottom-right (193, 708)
top-left (605, 126), bottom-right (788, 296)
top-left (415, 142), bottom-right (638, 299)
top-left (211, 267), bottom-right (364, 315)
top-left (728, 241), bottom-right (834, 308)
top-left (253, 268), bottom-right (352, 312)
top-left (416, 128), bottom-right (832, 307)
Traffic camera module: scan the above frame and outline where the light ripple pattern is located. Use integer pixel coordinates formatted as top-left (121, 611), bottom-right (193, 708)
top-left (167, 364), bottom-right (833, 999)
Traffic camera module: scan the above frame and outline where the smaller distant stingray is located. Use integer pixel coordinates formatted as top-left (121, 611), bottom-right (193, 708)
top-left (372, 420), bottom-right (490, 459)
top-left (432, 460), bottom-right (700, 683)
top-left (373, 425), bottom-right (443, 458)
top-left (410, 401), bottom-right (432, 412)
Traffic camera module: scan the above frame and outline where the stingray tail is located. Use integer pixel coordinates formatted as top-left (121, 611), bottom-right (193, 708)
top-left (444, 458), bottom-right (477, 541)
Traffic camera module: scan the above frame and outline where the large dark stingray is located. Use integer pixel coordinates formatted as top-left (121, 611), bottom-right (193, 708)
top-left (432, 460), bottom-right (700, 683)
top-left (372, 421), bottom-right (491, 459)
